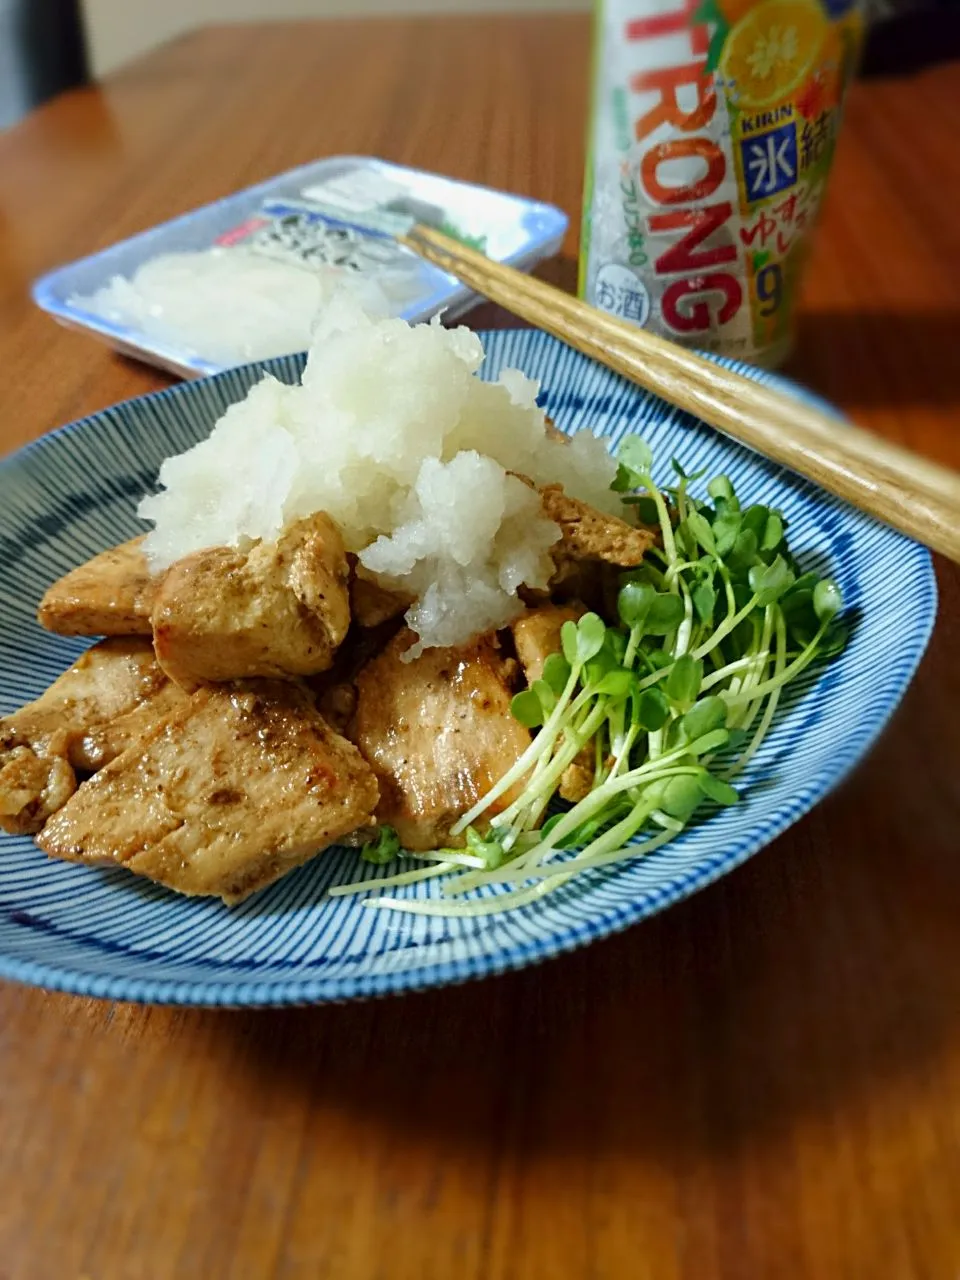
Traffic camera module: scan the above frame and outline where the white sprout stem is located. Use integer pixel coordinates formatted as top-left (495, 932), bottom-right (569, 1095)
top-left (700, 652), bottom-right (767, 692)
top-left (607, 698), bottom-right (628, 757)
top-left (610, 723), bottom-right (640, 777)
top-left (328, 862), bottom-right (455, 898)
top-left (623, 626), bottom-right (642, 670)
top-left (362, 874), bottom-right (577, 918)
top-left (499, 713), bottom-right (580, 846)
top-left (719, 563), bottom-right (737, 617)
top-left (452, 664), bottom-right (582, 832)
top-left (644, 473), bottom-right (679, 572)
top-left (497, 698), bottom-right (612, 830)
top-left (725, 607), bottom-right (775, 729)
top-left (627, 590), bottom-right (762, 699)
top-left (673, 577), bottom-right (695, 656)
top-left (691, 592), bottom-right (760, 662)
top-left (518, 761), bottom-right (703, 863)
top-left (725, 608), bottom-right (788, 779)
top-left (453, 811), bottom-right (678, 894)
top-left (447, 762), bottom-right (701, 895)
top-left (722, 619), bottom-right (829, 707)
top-left (555, 801), bottom-right (656, 868)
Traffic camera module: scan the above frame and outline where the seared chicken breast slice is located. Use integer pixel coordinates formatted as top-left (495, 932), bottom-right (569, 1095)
top-left (0, 638), bottom-right (186, 834)
top-left (152, 512), bottom-right (351, 692)
top-left (38, 681), bottom-right (379, 904)
top-left (348, 560), bottom-right (411, 629)
top-left (538, 484), bottom-right (655, 567)
top-left (0, 738), bottom-right (75, 836)
top-left (352, 629), bottom-right (530, 851)
top-left (37, 537), bottom-right (157, 636)
top-left (510, 604), bottom-right (596, 802)
top-left (510, 603), bottom-right (586, 685)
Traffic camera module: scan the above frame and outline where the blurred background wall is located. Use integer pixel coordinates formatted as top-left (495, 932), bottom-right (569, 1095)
top-left (1, 0), bottom-right (951, 129)
top-left (82, 0), bottom-right (591, 78)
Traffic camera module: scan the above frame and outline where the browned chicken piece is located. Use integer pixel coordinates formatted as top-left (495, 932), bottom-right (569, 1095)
top-left (2, 638), bottom-right (182, 769)
top-left (0, 638), bottom-right (188, 833)
top-left (349, 561), bottom-right (411, 629)
top-left (510, 603), bottom-right (586, 685)
top-left (559, 750), bottom-right (595, 803)
top-left (539, 484), bottom-right (656, 567)
top-left (316, 681), bottom-right (357, 736)
top-left (37, 537), bottom-right (158, 636)
top-left (352, 629), bottom-right (530, 851)
top-left (0, 737), bottom-right (75, 835)
top-left (152, 513), bottom-right (351, 692)
top-left (38, 681), bottom-right (379, 905)
top-left (80, 681), bottom-right (188, 772)
top-left (509, 605), bottom-right (597, 803)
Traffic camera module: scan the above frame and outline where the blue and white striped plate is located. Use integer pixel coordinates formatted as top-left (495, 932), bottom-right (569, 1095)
top-left (0, 330), bottom-right (936, 1006)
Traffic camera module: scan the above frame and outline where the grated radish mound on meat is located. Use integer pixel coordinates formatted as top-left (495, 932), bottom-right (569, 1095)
top-left (139, 298), bottom-right (620, 651)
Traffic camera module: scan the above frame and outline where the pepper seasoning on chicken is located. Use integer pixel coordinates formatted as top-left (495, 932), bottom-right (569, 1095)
top-left (151, 512), bottom-right (351, 691)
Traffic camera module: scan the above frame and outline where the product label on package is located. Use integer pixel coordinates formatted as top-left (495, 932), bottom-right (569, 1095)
top-left (215, 200), bottom-right (415, 276)
top-left (581, 0), bottom-right (863, 364)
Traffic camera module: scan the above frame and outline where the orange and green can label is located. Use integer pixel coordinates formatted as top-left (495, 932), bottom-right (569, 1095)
top-left (580, 0), bottom-right (864, 366)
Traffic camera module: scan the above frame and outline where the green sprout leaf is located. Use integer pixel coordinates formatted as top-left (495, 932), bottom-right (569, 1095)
top-left (596, 669), bottom-right (635, 698)
top-left (680, 694), bottom-right (727, 741)
top-left (665, 653), bottom-right (703, 707)
top-left (686, 728), bottom-right (730, 757)
top-left (531, 678), bottom-right (556, 716)
top-left (562, 612), bottom-right (607, 666)
top-left (362, 826), bottom-right (401, 865)
top-left (742, 504), bottom-right (769, 540)
top-left (621, 495), bottom-right (660, 523)
top-left (618, 436), bottom-right (653, 477)
top-left (465, 826), bottom-right (506, 870)
top-left (707, 475), bottom-right (735, 505)
top-left (612, 463), bottom-right (638, 492)
top-left (726, 527), bottom-right (760, 574)
top-left (541, 652), bottom-right (572, 696)
top-left (749, 554), bottom-right (795, 605)
top-left (618, 580), bottom-right (656, 630)
top-left (813, 579), bottom-right (843, 622)
top-left (685, 510), bottom-right (717, 556)
top-left (785, 570), bottom-right (820, 597)
top-left (636, 686), bottom-right (670, 731)
top-left (645, 648), bottom-right (674, 672)
top-left (818, 618), bottom-right (850, 657)
top-left (585, 646), bottom-right (618, 685)
top-left (659, 774), bottom-right (703, 820)
top-left (602, 626), bottom-right (628, 666)
top-left (712, 507), bottom-right (742, 555)
top-left (692, 580), bottom-right (717, 623)
top-left (760, 511), bottom-right (784, 551)
top-left (644, 592), bottom-right (685, 636)
top-left (511, 688), bottom-right (545, 729)
top-left (675, 519), bottom-right (697, 558)
top-left (726, 727), bottom-right (749, 752)
top-left (698, 772), bottom-right (740, 805)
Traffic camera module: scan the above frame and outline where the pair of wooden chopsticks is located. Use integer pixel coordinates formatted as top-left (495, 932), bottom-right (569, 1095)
top-left (400, 225), bottom-right (960, 566)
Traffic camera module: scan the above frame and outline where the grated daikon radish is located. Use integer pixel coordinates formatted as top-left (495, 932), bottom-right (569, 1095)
top-left (138, 299), bottom-right (621, 651)
top-left (70, 246), bottom-right (400, 367)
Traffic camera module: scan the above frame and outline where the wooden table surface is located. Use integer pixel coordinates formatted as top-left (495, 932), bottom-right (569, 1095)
top-left (0, 16), bottom-right (958, 1279)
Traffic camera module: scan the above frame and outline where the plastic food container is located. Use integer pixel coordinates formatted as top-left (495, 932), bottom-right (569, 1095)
top-left (33, 156), bottom-right (568, 379)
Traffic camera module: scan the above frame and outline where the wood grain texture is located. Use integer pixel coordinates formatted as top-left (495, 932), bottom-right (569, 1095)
top-left (0, 17), bottom-right (958, 1280)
